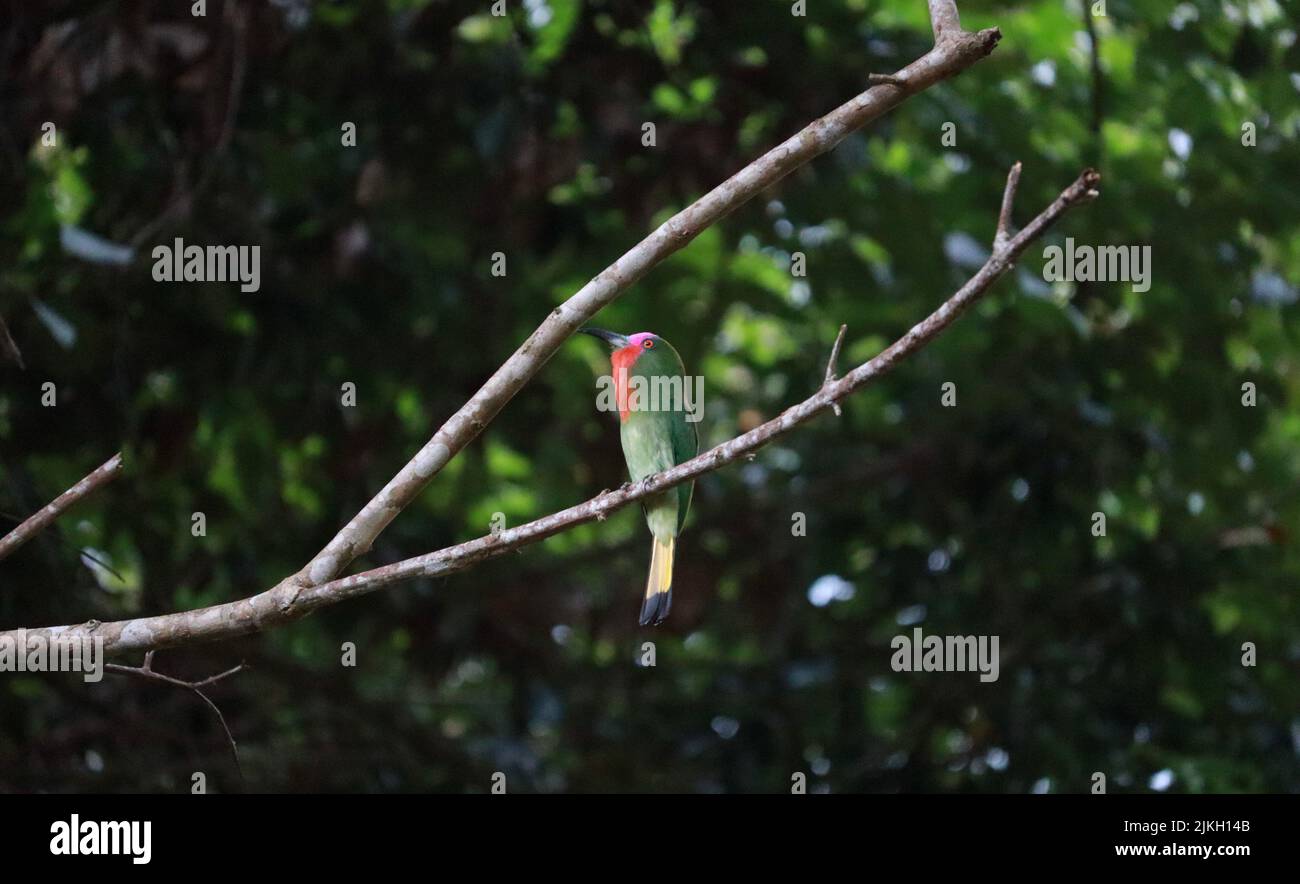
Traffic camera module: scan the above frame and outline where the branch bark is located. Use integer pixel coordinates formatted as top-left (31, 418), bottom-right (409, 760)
top-left (994, 161), bottom-right (1022, 250)
top-left (2, 167), bottom-right (1100, 655)
top-left (264, 5), bottom-right (1003, 611)
top-left (0, 452), bottom-right (124, 563)
top-left (928, 0), bottom-right (963, 42)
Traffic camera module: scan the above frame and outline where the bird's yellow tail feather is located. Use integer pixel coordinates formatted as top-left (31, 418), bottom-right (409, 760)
top-left (640, 535), bottom-right (674, 626)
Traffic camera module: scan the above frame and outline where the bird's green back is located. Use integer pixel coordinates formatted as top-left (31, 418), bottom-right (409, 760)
top-left (619, 339), bottom-right (699, 535)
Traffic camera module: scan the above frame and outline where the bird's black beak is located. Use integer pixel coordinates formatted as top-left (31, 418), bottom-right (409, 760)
top-left (579, 327), bottom-right (630, 349)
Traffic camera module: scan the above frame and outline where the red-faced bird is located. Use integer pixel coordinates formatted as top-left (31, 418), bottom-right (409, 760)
top-left (580, 328), bottom-right (699, 625)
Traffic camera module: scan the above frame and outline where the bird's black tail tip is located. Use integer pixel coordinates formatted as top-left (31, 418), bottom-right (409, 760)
top-left (639, 586), bottom-right (673, 627)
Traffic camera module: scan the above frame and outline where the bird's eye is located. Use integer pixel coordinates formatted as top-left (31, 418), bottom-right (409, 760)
top-left (643, 339), bottom-right (654, 349)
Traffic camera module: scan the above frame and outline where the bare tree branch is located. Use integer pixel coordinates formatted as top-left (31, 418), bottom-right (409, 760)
top-left (105, 652), bottom-right (246, 779)
top-left (266, 4), bottom-right (1003, 612)
top-left (0, 452), bottom-right (124, 563)
top-left (2, 167), bottom-right (1100, 655)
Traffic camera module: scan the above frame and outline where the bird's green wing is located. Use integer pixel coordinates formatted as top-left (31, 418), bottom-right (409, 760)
top-left (670, 406), bottom-right (698, 534)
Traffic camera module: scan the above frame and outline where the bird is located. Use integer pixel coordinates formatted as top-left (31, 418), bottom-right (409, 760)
top-left (579, 328), bottom-right (699, 625)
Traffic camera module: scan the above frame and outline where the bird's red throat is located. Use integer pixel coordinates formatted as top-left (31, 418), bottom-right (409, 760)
top-left (610, 345), bottom-right (642, 423)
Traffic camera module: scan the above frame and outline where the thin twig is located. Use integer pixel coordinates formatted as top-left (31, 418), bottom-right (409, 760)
top-left (78, 548), bottom-right (127, 584)
top-left (105, 656), bottom-right (247, 780)
top-left (994, 161), bottom-right (1022, 250)
top-left (0, 313), bottom-right (22, 369)
top-left (0, 167), bottom-right (1100, 655)
top-left (824, 324), bottom-right (849, 417)
top-left (0, 453), bottom-right (124, 563)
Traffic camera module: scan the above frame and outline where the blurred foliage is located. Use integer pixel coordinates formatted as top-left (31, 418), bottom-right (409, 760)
top-left (1, 0), bottom-right (1298, 793)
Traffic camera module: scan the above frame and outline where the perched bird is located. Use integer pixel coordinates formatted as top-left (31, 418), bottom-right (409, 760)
top-left (580, 328), bottom-right (699, 625)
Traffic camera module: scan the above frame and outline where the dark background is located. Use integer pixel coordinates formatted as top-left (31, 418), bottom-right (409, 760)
top-left (1, 0), bottom-right (1297, 793)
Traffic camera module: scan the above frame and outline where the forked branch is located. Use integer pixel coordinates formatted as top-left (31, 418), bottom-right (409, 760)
top-left (1, 167), bottom-right (1100, 654)
top-left (105, 651), bottom-right (247, 778)
top-left (263, 0), bottom-right (1003, 610)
